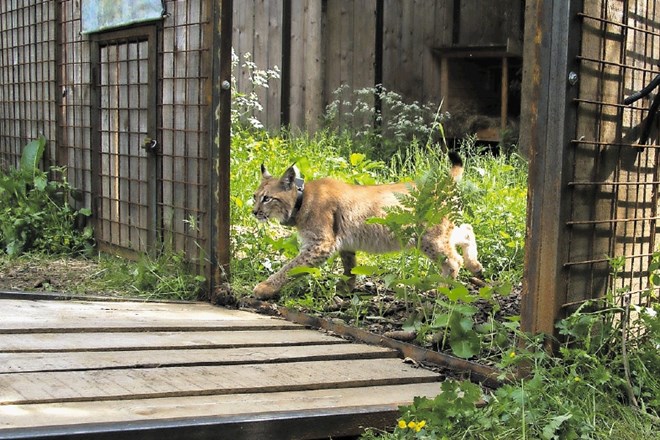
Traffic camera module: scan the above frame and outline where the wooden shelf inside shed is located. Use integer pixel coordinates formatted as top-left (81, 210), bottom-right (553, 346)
top-left (435, 39), bottom-right (523, 142)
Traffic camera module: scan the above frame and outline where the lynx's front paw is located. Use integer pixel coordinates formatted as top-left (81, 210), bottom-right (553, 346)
top-left (253, 281), bottom-right (280, 300)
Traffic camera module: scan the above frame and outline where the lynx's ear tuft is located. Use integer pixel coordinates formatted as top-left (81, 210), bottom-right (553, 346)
top-left (281, 165), bottom-right (297, 190)
top-left (260, 164), bottom-right (272, 179)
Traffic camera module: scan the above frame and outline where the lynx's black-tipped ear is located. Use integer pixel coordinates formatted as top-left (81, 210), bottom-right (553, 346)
top-left (280, 165), bottom-right (297, 190)
top-left (260, 164), bottom-right (272, 179)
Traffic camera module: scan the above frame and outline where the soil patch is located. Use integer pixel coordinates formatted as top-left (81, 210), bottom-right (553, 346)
top-left (0, 257), bottom-right (103, 293)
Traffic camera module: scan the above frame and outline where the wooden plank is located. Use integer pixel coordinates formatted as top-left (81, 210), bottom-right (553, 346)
top-left (0, 319), bottom-right (300, 333)
top-left (0, 298), bottom-right (445, 439)
top-left (420, 0), bottom-right (436, 101)
top-left (0, 329), bottom-right (347, 352)
top-left (0, 358), bottom-right (439, 405)
top-left (0, 383), bottom-right (438, 430)
top-left (0, 344), bottom-right (398, 373)
top-left (0, 299), bottom-right (300, 332)
top-left (352, 0), bottom-right (376, 129)
top-left (253, 0), bottom-right (269, 124)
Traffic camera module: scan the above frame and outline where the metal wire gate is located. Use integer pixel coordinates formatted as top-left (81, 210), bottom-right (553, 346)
top-left (90, 28), bottom-right (158, 256)
top-left (522, 0), bottom-right (660, 336)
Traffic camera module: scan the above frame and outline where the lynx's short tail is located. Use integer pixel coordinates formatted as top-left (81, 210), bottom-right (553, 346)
top-left (448, 151), bottom-right (464, 182)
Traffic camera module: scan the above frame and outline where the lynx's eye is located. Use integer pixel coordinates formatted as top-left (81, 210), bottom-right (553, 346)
top-left (262, 195), bottom-right (273, 203)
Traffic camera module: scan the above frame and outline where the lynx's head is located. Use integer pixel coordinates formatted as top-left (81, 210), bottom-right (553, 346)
top-left (253, 164), bottom-right (301, 224)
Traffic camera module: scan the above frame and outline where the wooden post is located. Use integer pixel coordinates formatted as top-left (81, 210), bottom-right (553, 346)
top-left (500, 56), bottom-right (508, 133)
top-left (209, 0), bottom-right (233, 300)
top-left (520, 0), bottom-right (582, 339)
top-left (440, 56), bottom-right (449, 109)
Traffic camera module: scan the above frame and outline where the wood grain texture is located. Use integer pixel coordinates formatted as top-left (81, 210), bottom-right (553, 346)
top-left (0, 383), bottom-right (439, 430)
top-left (0, 298), bottom-right (441, 438)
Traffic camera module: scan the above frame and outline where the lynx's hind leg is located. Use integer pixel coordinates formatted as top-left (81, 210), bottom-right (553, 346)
top-left (420, 221), bottom-right (464, 279)
top-left (451, 224), bottom-right (483, 275)
top-left (338, 250), bottom-right (357, 292)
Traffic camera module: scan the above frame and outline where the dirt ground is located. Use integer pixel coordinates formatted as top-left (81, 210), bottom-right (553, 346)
top-left (0, 257), bottom-right (104, 293)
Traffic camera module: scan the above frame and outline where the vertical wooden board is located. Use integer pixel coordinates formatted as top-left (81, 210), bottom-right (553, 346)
top-left (382, 0), bottom-right (403, 96)
top-left (615, 3), bottom-right (660, 299)
top-left (397, 0), bottom-right (415, 100)
top-left (266, 0), bottom-right (283, 129)
top-left (253, 0), bottom-right (270, 126)
top-left (231, 0), bottom-right (244, 93)
top-left (235, 0), bottom-right (255, 103)
top-left (458, 0), bottom-right (507, 46)
top-left (348, 0), bottom-right (376, 130)
top-left (339, 1), bottom-right (354, 93)
top-left (420, 0), bottom-right (440, 105)
top-left (324, 0), bottom-right (344, 114)
top-left (288, 0), bottom-right (305, 128)
top-left (381, 0), bottom-right (409, 137)
top-left (352, 0), bottom-right (375, 91)
top-left (569, 1), bottom-right (626, 302)
top-left (304, 0), bottom-right (323, 132)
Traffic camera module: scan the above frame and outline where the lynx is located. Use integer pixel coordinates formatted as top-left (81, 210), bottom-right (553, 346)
top-left (252, 153), bottom-right (483, 299)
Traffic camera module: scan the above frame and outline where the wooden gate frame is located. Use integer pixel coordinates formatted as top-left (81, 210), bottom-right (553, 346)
top-left (89, 26), bottom-right (160, 257)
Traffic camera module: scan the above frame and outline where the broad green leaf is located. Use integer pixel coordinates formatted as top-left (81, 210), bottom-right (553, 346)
top-left (20, 135), bottom-right (46, 176)
top-left (350, 265), bottom-right (382, 276)
top-left (478, 286), bottom-right (493, 300)
top-left (449, 311), bottom-right (475, 334)
top-left (432, 313), bottom-right (451, 328)
top-left (449, 331), bottom-right (480, 359)
top-left (453, 303), bottom-right (478, 317)
top-left (287, 266), bottom-right (321, 277)
top-left (349, 152), bottom-right (366, 166)
top-left (33, 174), bottom-right (47, 191)
top-left (446, 283), bottom-right (472, 303)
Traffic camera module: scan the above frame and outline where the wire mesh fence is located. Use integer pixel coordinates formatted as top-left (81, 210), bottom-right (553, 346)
top-left (568, 0), bottom-right (660, 310)
top-left (2, 0), bottom-right (214, 276)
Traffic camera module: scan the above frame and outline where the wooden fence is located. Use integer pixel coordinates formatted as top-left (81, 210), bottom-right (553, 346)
top-left (232, 0), bottom-right (524, 138)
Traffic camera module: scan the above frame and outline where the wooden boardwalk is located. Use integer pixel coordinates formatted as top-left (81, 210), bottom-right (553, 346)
top-left (0, 297), bottom-right (442, 439)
